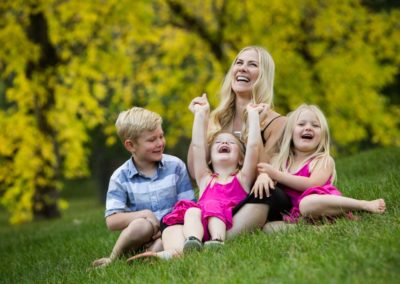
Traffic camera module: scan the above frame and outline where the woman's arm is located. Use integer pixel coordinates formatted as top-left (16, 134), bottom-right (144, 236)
top-left (250, 112), bottom-right (286, 197)
top-left (257, 157), bottom-right (334, 192)
top-left (260, 115), bottom-right (287, 163)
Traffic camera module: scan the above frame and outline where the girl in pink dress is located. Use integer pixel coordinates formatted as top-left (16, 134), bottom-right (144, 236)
top-left (162, 94), bottom-right (263, 250)
top-left (254, 104), bottom-right (386, 226)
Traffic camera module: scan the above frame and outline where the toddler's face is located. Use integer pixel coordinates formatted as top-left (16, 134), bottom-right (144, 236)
top-left (210, 133), bottom-right (243, 166)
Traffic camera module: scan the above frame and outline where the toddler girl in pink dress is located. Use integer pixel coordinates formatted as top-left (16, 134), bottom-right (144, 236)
top-left (162, 94), bottom-right (263, 250)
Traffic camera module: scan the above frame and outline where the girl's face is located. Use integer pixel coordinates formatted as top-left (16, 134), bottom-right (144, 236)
top-left (231, 49), bottom-right (260, 97)
top-left (292, 109), bottom-right (322, 153)
top-left (210, 133), bottom-right (243, 166)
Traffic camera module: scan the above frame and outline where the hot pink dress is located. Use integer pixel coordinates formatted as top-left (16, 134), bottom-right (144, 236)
top-left (282, 160), bottom-right (342, 223)
top-left (163, 174), bottom-right (248, 240)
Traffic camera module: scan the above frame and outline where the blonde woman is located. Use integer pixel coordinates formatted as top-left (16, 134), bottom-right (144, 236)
top-left (187, 46), bottom-right (292, 237)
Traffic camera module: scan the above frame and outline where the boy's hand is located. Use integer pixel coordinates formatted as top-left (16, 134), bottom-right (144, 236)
top-left (250, 173), bottom-right (275, 198)
top-left (145, 215), bottom-right (160, 237)
top-left (189, 93), bottom-right (210, 114)
top-left (152, 230), bottom-right (161, 240)
top-left (92, 257), bottom-right (112, 268)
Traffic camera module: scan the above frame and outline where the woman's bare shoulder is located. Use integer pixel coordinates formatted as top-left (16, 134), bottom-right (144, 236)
top-left (263, 111), bottom-right (286, 136)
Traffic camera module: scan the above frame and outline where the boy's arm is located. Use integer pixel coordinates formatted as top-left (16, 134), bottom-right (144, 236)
top-left (105, 177), bottom-right (159, 231)
top-left (189, 94), bottom-right (211, 195)
top-left (240, 104), bottom-right (263, 191)
top-left (106, 210), bottom-right (158, 231)
top-left (257, 157), bottom-right (334, 191)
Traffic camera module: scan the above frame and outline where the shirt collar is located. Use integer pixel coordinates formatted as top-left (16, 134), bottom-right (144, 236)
top-left (127, 156), bottom-right (164, 178)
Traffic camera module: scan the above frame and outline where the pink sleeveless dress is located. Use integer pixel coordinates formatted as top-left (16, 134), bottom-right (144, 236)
top-left (282, 160), bottom-right (342, 223)
top-left (163, 174), bottom-right (248, 240)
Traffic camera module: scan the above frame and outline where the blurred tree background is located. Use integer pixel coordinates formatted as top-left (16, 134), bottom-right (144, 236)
top-left (0, 0), bottom-right (399, 224)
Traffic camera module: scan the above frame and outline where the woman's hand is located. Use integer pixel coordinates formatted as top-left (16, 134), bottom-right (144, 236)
top-left (257, 162), bottom-right (278, 180)
top-left (250, 172), bottom-right (275, 198)
top-left (189, 93), bottom-right (210, 114)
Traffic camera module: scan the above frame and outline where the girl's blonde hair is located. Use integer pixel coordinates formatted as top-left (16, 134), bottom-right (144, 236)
top-left (208, 46), bottom-right (275, 142)
top-left (273, 104), bottom-right (336, 181)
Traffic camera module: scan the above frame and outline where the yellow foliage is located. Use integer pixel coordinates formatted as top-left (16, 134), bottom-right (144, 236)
top-left (0, 0), bottom-right (399, 224)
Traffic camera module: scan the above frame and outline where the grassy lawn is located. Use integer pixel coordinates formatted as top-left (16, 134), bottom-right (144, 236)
top-left (1, 147), bottom-right (399, 283)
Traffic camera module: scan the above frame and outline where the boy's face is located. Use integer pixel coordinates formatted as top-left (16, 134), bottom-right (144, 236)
top-left (129, 126), bottom-right (165, 163)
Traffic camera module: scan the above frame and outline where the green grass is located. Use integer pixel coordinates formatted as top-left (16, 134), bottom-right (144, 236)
top-left (1, 147), bottom-right (399, 284)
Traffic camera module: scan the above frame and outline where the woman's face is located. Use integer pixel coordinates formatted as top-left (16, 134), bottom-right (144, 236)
top-left (231, 49), bottom-right (260, 97)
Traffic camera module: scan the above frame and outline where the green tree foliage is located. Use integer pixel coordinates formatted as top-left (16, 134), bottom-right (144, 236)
top-left (0, 0), bottom-right (398, 224)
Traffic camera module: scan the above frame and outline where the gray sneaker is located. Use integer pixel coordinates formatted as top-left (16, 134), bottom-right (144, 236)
top-left (204, 239), bottom-right (224, 250)
top-left (183, 236), bottom-right (203, 253)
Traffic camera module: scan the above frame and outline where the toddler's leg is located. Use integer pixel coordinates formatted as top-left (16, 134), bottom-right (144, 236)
top-left (183, 207), bottom-right (204, 241)
top-left (299, 194), bottom-right (386, 218)
top-left (92, 218), bottom-right (154, 267)
top-left (208, 217), bottom-right (226, 241)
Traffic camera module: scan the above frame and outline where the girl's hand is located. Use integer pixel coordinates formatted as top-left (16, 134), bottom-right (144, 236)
top-left (250, 173), bottom-right (275, 198)
top-left (257, 162), bottom-right (277, 179)
top-left (246, 103), bottom-right (264, 115)
top-left (256, 103), bottom-right (271, 128)
top-left (189, 93), bottom-right (210, 114)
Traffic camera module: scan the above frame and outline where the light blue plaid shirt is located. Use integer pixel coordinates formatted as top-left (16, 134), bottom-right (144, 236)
top-left (105, 154), bottom-right (195, 220)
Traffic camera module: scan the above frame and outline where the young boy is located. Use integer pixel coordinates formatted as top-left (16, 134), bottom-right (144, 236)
top-left (92, 107), bottom-right (195, 267)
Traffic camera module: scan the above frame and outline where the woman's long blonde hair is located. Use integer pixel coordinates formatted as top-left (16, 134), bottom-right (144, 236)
top-left (208, 46), bottom-right (275, 142)
top-left (273, 104), bottom-right (336, 181)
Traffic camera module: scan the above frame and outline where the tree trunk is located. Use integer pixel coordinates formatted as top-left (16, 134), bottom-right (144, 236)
top-left (26, 7), bottom-right (61, 219)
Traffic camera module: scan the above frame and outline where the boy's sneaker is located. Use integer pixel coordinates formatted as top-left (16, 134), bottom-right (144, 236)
top-left (204, 239), bottom-right (224, 250)
top-left (183, 236), bottom-right (203, 253)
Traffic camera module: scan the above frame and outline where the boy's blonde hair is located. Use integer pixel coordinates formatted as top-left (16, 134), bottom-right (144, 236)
top-left (208, 46), bottom-right (275, 141)
top-left (115, 107), bottom-right (162, 142)
top-left (273, 104), bottom-right (336, 181)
